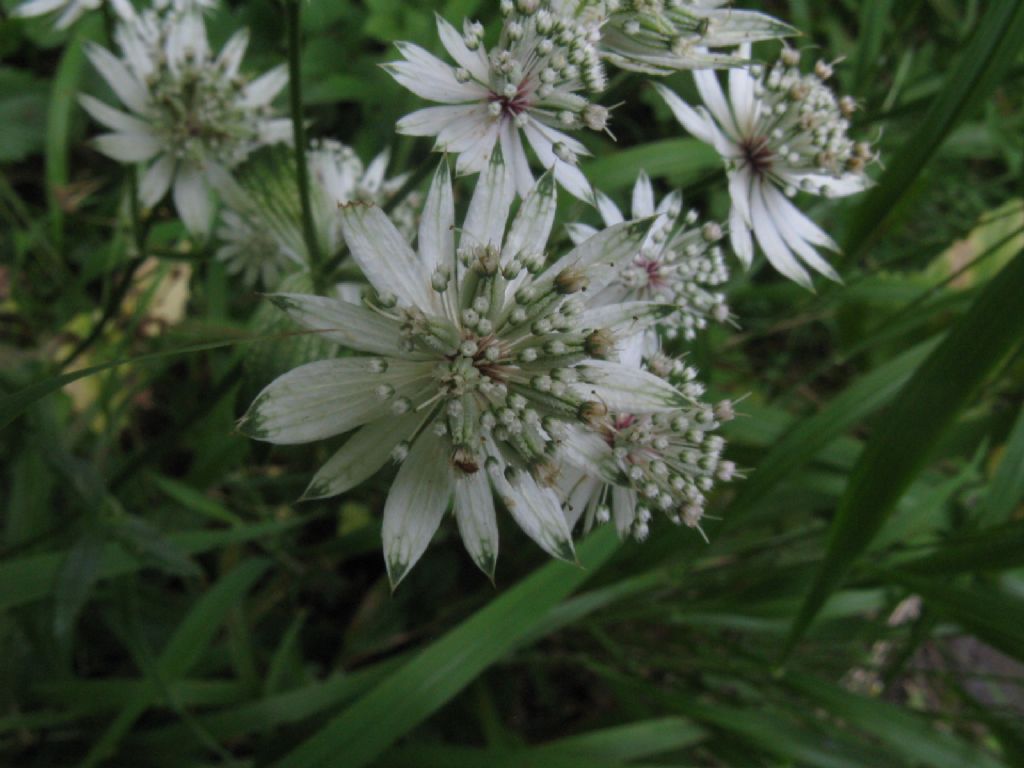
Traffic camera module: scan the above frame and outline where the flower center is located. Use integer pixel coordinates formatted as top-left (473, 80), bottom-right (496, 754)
top-left (741, 136), bottom-right (774, 174)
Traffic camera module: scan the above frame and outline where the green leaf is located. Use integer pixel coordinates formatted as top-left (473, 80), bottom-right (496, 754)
top-left (723, 337), bottom-right (939, 528)
top-left (0, 67), bottom-right (50, 162)
top-left (581, 139), bottom-right (719, 192)
top-left (0, 518), bottom-right (301, 613)
top-left (786, 672), bottom-right (1004, 768)
top-left (979, 405), bottom-right (1024, 525)
top-left (785, 248), bottom-right (1024, 655)
top-left (844, 2), bottom-right (1024, 257)
top-left (81, 559), bottom-right (271, 767)
top-left (272, 527), bottom-right (621, 768)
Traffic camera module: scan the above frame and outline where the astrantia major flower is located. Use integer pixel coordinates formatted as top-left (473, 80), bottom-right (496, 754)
top-left (385, 5), bottom-right (608, 202)
top-left (81, 3), bottom-right (290, 235)
top-left (216, 142), bottom-right (414, 288)
top-left (559, 355), bottom-right (736, 541)
top-left (553, 0), bottom-right (795, 74)
top-left (656, 45), bottom-right (876, 288)
top-left (568, 170), bottom-right (730, 356)
top-left (240, 151), bottom-right (688, 586)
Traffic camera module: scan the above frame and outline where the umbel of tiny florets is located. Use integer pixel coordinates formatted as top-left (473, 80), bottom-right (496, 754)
top-left (551, 0), bottom-right (796, 73)
top-left (386, 4), bottom-right (610, 201)
top-left (656, 44), bottom-right (877, 287)
top-left (80, 2), bottom-right (289, 234)
top-left (568, 170), bottom-right (731, 354)
top-left (239, 149), bottom-right (689, 587)
top-left (559, 354), bottom-right (737, 541)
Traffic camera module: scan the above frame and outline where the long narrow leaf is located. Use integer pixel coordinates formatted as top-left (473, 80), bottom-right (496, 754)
top-left (785, 248), bottom-right (1024, 655)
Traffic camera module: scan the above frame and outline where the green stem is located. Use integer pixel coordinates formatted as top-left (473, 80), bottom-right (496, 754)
top-left (285, 0), bottom-right (323, 292)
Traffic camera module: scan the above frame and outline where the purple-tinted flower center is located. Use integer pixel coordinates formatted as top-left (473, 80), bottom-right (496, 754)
top-left (489, 79), bottom-right (531, 117)
top-left (741, 136), bottom-right (774, 173)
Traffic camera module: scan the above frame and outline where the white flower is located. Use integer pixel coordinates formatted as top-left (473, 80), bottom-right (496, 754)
top-left (655, 46), bottom-right (876, 288)
top-left (385, 7), bottom-right (609, 203)
top-left (568, 170), bottom-right (730, 357)
top-left (81, 3), bottom-right (290, 236)
top-left (239, 150), bottom-right (686, 586)
top-left (11, 0), bottom-right (101, 30)
top-left (216, 141), bottom-right (414, 288)
top-left (559, 356), bottom-right (736, 541)
top-left (553, 0), bottom-right (795, 74)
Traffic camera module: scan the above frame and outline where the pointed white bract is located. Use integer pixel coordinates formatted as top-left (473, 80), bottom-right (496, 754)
top-left (558, 354), bottom-right (736, 541)
top-left (11, 0), bottom-right (102, 30)
top-left (385, 6), bottom-right (609, 202)
top-left (215, 141), bottom-right (415, 288)
top-left (569, 171), bottom-right (730, 354)
top-left (81, 2), bottom-right (290, 236)
top-left (240, 152), bottom-right (688, 586)
top-left (656, 46), bottom-right (877, 288)
top-left (552, 0), bottom-right (795, 74)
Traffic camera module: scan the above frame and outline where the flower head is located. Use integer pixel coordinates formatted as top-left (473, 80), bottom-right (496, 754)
top-left (385, 7), bottom-right (608, 202)
top-left (559, 355), bottom-right (736, 540)
top-left (81, 3), bottom-right (290, 235)
top-left (656, 45), bottom-right (876, 287)
top-left (239, 151), bottom-right (687, 586)
top-left (555, 0), bottom-right (795, 74)
top-left (216, 142), bottom-right (415, 288)
top-left (568, 170), bottom-right (730, 356)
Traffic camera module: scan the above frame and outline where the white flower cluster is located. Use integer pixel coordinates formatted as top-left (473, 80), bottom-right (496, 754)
top-left (65, 0), bottom-right (876, 585)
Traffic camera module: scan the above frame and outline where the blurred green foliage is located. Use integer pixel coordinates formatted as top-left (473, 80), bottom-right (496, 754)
top-left (1, 0), bottom-right (1023, 766)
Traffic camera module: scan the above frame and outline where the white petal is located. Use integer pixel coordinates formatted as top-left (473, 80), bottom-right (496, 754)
top-left (762, 186), bottom-right (841, 282)
top-left (499, 119), bottom-right (534, 198)
top-left (173, 164), bottom-right (213, 236)
top-left (12, 0), bottom-right (67, 19)
top-left (749, 180), bottom-right (812, 288)
top-left (435, 14), bottom-right (490, 83)
top-left (302, 412), bottom-right (420, 500)
top-left (267, 293), bottom-right (418, 358)
top-left (139, 154), bottom-right (175, 208)
top-left (728, 45), bottom-right (757, 135)
top-left (522, 120), bottom-right (593, 203)
top-left (216, 29), bottom-right (249, 79)
top-left (417, 160), bottom-right (456, 274)
top-left (460, 144), bottom-right (514, 250)
top-left (240, 358), bottom-right (429, 445)
top-left (504, 170), bottom-right (556, 261)
top-left (611, 486), bottom-right (637, 539)
top-left (383, 431), bottom-right (453, 588)
top-left (729, 203), bottom-right (754, 268)
top-left (596, 190), bottom-right (625, 226)
top-left (383, 43), bottom-right (487, 104)
top-left (576, 301), bottom-right (673, 337)
top-left (536, 218), bottom-right (651, 296)
top-left (242, 65), bottom-right (287, 108)
top-left (727, 167), bottom-right (753, 228)
top-left (631, 171), bottom-right (655, 218)
top-left (454, 470), bottom-right (499, 579)
top-left (452, 119), bottom-right (500, 176)
top-left (573, 360), bottom-right (687, 412)
top-left (78, 94), bottom-right (150, 134)
top-left (339, 203), bottom-right (433, 310)
top-left (85, 44), bottom-right (149, 114)
top-left (92, 132), bottom-right (161, 163)
top-left (654, 83), bottom-right (720, 147)
top-left (693, 68), bottom-right (740, 139)
top-left (560, 471), bottom-right (600, 531)
top-left (362, 149), bottom-right (390, 195)
top-left (565, 222), bottom-right (598, 245)
top-left (396, 104), bottom-right (478, 137)
top-left (487, 457), bottom-right (575, 562)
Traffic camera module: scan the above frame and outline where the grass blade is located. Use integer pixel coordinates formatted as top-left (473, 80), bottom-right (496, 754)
top-left (979, 405), bottom-right (1024, 525)
top-left (272, 527), bottom-right (620, 768)
top-left (844, 1), bottom-right (1024, 257)
top-left (785, 248), bottom-right (1024, 656)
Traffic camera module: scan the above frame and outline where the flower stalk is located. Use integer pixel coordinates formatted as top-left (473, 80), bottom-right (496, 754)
top-left (284, 0), bottom-right (324, 292)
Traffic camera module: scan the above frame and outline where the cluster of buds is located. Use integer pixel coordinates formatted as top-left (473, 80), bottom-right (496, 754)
top-left (750, 48), bottom-right (876, 196)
